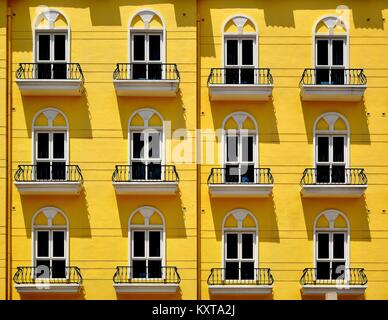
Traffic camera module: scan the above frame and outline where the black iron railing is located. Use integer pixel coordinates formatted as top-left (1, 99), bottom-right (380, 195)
top-left (300, 268), bottom-right (367, 286)
top-left (113, 63), bottom-right (180, 81)
top-left (207, 167), bottom-right (273, 185)
top-left (208, 68), bottom-right (273, 85)
top-left (300, 68), bottom-right (367, 86)
top-left (112, 164), bottom-right (179, 182)
top-left (14, 164), bottom-right (83, 182)
top-left (207, 268), bottom-right (274, 286)
top-left (113, 266), bottom-right (181, 284)
top-left (13, 266), bottom-right (82, 285)
top-left (300, 168), bottom-right (367, 185)
top-left (16, 63), bottom-right (84, 82)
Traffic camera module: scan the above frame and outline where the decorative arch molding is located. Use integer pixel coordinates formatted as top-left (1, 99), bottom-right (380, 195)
top-left (128, 107), bottom-right (164, 129)
top-left (129, 9), bottom-right (166, 30)
top-left (33, 8), bottom-right (70, 30)
top-left (222, 208), bottom-right (258, 230)
top-left (32, 107), bottom-right (69, 129)
top-left (313, 15), bottom-right (349, 35)
top-left (32, 206), bottom-right (69, 228)
top-left (222, 111), bottom-right (258, 132)
top-left (313, 112), bottom-right (350, 134)
top-left (223, 15), bottom-right (258, 35)
top-left (128, 205), bottom-right (166, 227)
top-left (314, 209), bottom-right (350, 230)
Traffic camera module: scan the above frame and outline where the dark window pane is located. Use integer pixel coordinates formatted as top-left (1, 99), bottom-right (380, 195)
top-left (132, 63), bottom-right (147, 79)
top-left (225, 165), bottom-right (239, 183)
top-left (332, 40), bottom-right (344, 65)
top-left (36, 162), bottom-right (51, 180)
top-left (51, 260), bottom-right (66, 278)
top-left (37, 133), bottom-right (49, 159)
top-left (316, 261), bottom-right (330, 280)
top-left (148, 63), bottom-right (162, 80)
top-left (242, 40), bottom-right (253, 65)
top-left (317, 137), bottom-right (329, 162)
top-left (37, 231), bottom-right (49, 257)
top-left (317, 40), bottom-right (328, 65)
top-left (332, 165), bottom-right (345, 183)
top-left (132, 260), bottom-right (146, 278)
top-left (333, 137), bottom-right (345, 162)
top-left (242, 233), bottom-right (253, 259)
top-left (54, 35), bottom-right (66, 61)
top-left (147, 162), bottom-right (161, 180)
top-left (317, 233), bottom-right (329, 259)
top-left (53, 133), bottom-right (65, 159)
top-left (52, 162), bottom-right (66, 180)
top-left (53, 231), bottom-right (65, 257)
top-left (226, 40), bottom-right (238, 65)
top-left (242, 136), bottom-right (253, 162)
top-left (333, 233), bottom-right (345, 259)
top-left (316, 68), bottom-right (330, 84)
top-left (225, 262), bottom-right (239, 280)
top-left (226, 135), bottom-right (238, 162)
top-left (226, 233), bottom-right (238, 259)
top-left (149, 35), bottom-right (161, 61)
top-left (35, 260), bottom-right (50, 279)
top-left (316, 165), bottom-right (330, 183)
top-left (225, 68), bottom-right (239, 84)
top-left (331, 69), bottom-right (345, 85)
top-left (52, 63), bottom-right (67, 79)
top-left (149, 231), bottom-right (161, 257)
top-left (133, 231), bottom-right (145, 257)
top-left (240, 68), bottom-right (254, 84)
top-left (37, 63), bottom-right (52, 79)
top-left (38, 35), bottom-right (50, 61)
top-left (133, 35), bottom-right (145, 61)
top-left (241, 165), bottom-right (254, 183)
top-left (148, 132), bottom-right (160, 159)
top-left (148, 260), bottom-right (162, 278)
top-left (332, 262), bottom-right (346, 280)
top-left (132, 133), bottom-right (144, 159)
top-left (240, 262), bottom-right (254, 280)
top-left (132, 162), bottom-right (146, 180)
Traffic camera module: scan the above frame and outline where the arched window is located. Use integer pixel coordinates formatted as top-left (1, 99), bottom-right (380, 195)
top-left (128, 108), bottom-right (164, 180)
top-left (313, 15), bottom-right (349, 84)
top-left (222, 209), bottom-right (258, 280)
top-left (32, 207), bottom-right (69, 279)
top-left (222, 112), bottom-right (258, 183)
top-left (314, 112), bottom-right (349, 183)
top-left (223, 16), bottom-right (257, 84)
top-left (32, 108), bottom-right (69, 180)
top-left (128, 10), bottom-right (165, 80)
top-left (314, 210), bottom-right (349, 281)
top-left (33, 9), bottom-right (70, 79)
top-left (128, 206), bottom-right (165, 279)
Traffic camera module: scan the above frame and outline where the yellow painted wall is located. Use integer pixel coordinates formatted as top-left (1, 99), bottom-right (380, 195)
top-left (199, 0), bottom-right (388, 300)
top-left (10, 1), bottom-right (197, 300)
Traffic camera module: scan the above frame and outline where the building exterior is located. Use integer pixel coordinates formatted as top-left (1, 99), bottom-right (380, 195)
top-left (1, 0), bottom-right (388, 300)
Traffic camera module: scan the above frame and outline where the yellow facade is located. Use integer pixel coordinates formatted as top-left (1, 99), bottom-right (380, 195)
top-left (1, 0), bottom-right (388, 300)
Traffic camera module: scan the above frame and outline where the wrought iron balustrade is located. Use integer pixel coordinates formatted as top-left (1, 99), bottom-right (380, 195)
top-left (113, 266), bottom-right (181, 284)
top-left (112, 164), bottom-right (179, 182)
top-left (113, 63), bottom-right (180, 81)
top-left (14, 164), bottom-right (83, 183)
top-left (207, 268), bottom-right (274, 286)
top-left (13, 266), bottom-right (82, 285)
top-left (300, 268), bottom-right (367, 286)
top-left (207, 167), bottom-right (273, 185)
top-left (300, 68), bottom-right (366, 86)
top-left (208, 67), bottom-right (273, 85)
top-left (300, 168), bottom-right (367, 185)
top-left (16, 63), bottom-right (84, 82)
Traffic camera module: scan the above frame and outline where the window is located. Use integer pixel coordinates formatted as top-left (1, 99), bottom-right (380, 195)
top-left (129, 207), bottom-right (165, 279)
top-left (32, 207), bottom-right (68, 279)
top-left (129, 10), bottom-right (165, 80)
top-left (129, 109), bottom-right (164, 181)
top-left (314, 16), bottom-right (348, 84)
top-left (314, 113), bottom-right (349, 183)
top-left (223, 112), bottom-right (258, 183)
top-left (314, 210), bottom-right (349, 281)
top-left (223, 210), bottom-right (258, 281)
top-left (223, 16), bottom-right (257, 84)
top-left (34, 10), bottom-right (70, 79)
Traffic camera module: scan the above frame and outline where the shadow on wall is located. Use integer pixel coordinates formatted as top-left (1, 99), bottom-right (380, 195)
top-left (300, 195), bottom-right (371, 242)
top-left (300, 98), bottom-right (371, 145)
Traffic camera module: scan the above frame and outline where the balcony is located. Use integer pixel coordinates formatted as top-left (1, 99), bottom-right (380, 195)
top-left (16, 63), bottom-right (84, 96)
top-left (14, 164), bottom-right (83, 195)
top-left (113, 266), bottom-right (181, 293)
top-left (14, 266), bottom-right (82, 294)
top-left (300, 68), bottom-right (367, 101)
top-left (300, 268), bottom-right (367, 296)
top-left (300, 168), bottom-right (367, 198)
top-left (208, 268), bottom-right (274, 295)
top-left (207, 167), bottom-right (274, 198)
top-left (208, 68), bottom-right (273, 101)
top-left (112, 164), bottom-right (179, 195)
top-left (113, 63), bottom-right (180, 97)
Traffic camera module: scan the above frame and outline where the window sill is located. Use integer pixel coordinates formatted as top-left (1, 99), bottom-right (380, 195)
top-left (208, 83), bottom-right (273, 101)
top-left (14, 181), bottom-right (83, 196)
top-left (16, 79), bottom-right (83, 96)
top-left (300, 84), bottom-right (367, 102)
top-left (113, 79), bottom-right (179, 97)
top-left (208, 184), bottom-right (273, 198)
top-left (301, 184), bottom-right (367, 198)
top-left (208, 285), bottom-right (273, 295)
top-left (15, 283), bottom-right (82, 294)
top-left (113, 283), bottom-right (179, 293)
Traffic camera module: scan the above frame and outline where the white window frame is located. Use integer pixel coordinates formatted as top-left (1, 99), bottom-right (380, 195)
top-left (35, 32), bottom-right (69, 64)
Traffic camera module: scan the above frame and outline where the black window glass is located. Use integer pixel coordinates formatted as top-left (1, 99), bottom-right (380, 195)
top-left (133, 231), bottom-right (145, 257)
top-left (35, 260), bottom-right (50, 278)
top-left (37, 133), bottom-right (49, 159)
top-left (226, 233), bottom-right (238, 259)
top-left (51, 260), bottom-right (66, 278)
top-left (226, 40), bottom-right (238, 65)
top-left (54, 35), bottom-right (66, 61)
top-left (332, 262), bottom-right (346, 280)
top-left (132, 260), bottom-right (146, 278)
top-left (333, 233), bottom-right (345, 259)
top-left (148, 260), bottom-right (162, 278)
top-left (240, 262), bottom-right (255, 280)
top-left (53, 231), bottom-right (65, 257)
top-left (149, 35), bottom-right (161, 61)
top-left (317, 137), bottom-right (329, 162)
top-left (242, 136), bottom-right (253, 162)
top-left (38, 35), bottom-right (50, 61)
top-left (317, 233), bottom-right (329, 259)
top-left (225, 262), bottom-right (239, 280)
top-left (37, 231), bottom-right (49, 257)
top-left (148, 132), bottom-right (160, 159)
top-left (52, 162), bottom-right (66, 180)
top-left (149, 231), bottom-right (161, 257)
top-left (242, 40), bottom-right (253, 65)
top-left (133, 35), bottom-right (145, 61)
top-left (36, 162), bottom-right (51, 180)
top-left (332, 40), bottom-right (344, 65)
top-left (53, 133), bottom-right (65, 159)
top-left (133, 133), bottom-right (144, 159)
top-left (226, 136), bottom-right (238, 162)
top-left (333, 137), bottom-right (345, 162)
top-left (316, 261), bottom-right (330, 280)
top-left (317, 40), bottom-right (329, 65)
top-left (242, 233), bottom-right (253, 259)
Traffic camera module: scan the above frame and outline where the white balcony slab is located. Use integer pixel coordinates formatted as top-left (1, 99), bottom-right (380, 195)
top-left (15, 283), bottom-right (81, 294)
top-left (208, 184), bottom-right (273, 198)
top-left (209, 285), bottom-right (273, 295)
top-left (208, 84), bottom-right (273, 101)
top-left (16, 79), bottom-right (83, 96)
top-left (113, 182), bottom-right (178, 195)
top-left (114, 80), bottom-right (179, 97)
top-left (300, 85), bottom-right (367, 102)
top-left (301, 285), bottom-right (367, 296)
top-left (301, 185), bottom-right (367, 198)
top-left (114, 283), bottom-right (179, 293)
top-left (14, 182), bottom-right (83, 195)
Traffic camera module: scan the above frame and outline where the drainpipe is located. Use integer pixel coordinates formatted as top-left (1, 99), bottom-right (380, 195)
top-left (5, 4), bottom-right (13, 300)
